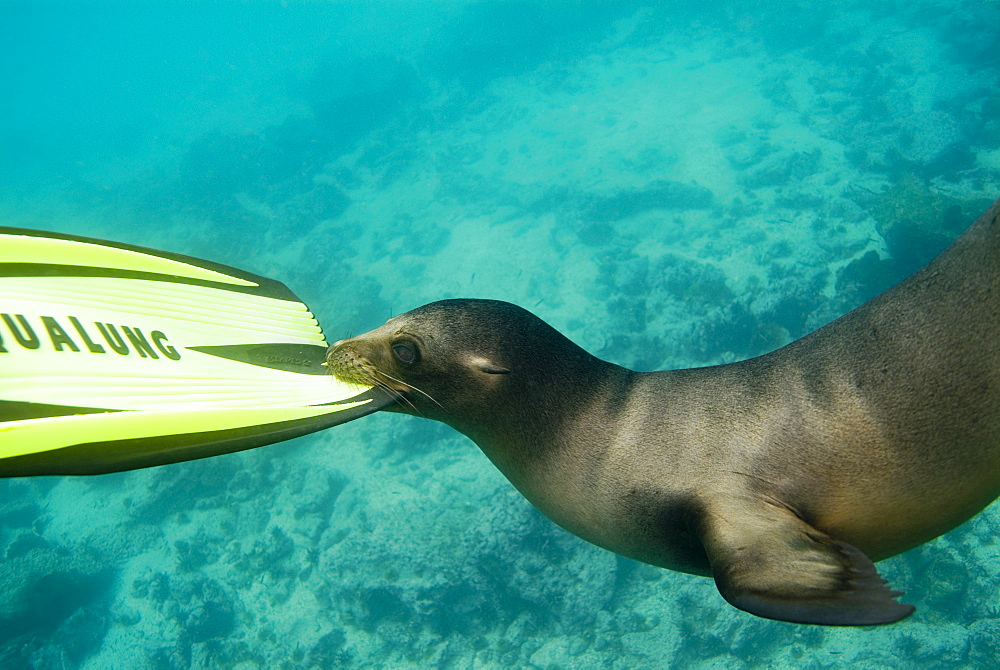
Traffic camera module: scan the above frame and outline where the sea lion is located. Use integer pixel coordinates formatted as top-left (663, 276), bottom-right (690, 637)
top-left (327, 196), bottom-right (1000, 626)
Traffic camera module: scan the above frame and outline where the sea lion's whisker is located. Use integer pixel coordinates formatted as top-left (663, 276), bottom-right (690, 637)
top-left (377, 370), bottom-right (443, 409)
top-left (373, 377), bottom-right (422, 415)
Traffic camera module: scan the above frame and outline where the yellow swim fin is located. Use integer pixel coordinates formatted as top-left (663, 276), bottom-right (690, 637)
top-left (0, 226), bottom-right (391, 476)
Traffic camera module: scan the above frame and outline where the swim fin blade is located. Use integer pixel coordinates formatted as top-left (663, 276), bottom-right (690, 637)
top-left (0, 226), bottom-right (393, 476)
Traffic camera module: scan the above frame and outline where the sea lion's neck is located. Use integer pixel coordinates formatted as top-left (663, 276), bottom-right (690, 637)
top-left (448, 352), bottom-right (637, 499)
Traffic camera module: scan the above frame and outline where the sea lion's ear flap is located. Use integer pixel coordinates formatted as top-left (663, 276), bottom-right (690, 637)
top-left (468, 356), bottom-right (510, 375)
top-left (697, 496), bottom-right (914, 626)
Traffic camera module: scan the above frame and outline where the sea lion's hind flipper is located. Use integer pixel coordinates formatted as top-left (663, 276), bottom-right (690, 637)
top-left (698, 497), bottom-right (914, 625)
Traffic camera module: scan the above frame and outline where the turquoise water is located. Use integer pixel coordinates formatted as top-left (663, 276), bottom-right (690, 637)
top-left (2, 1), bottom-right (1000, 667)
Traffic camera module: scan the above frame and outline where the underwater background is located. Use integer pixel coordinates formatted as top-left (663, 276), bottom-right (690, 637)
top-left (2, 0), bottom-right (1000, 667)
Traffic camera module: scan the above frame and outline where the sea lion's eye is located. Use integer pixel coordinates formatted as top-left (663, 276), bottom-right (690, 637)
top-left (392, 341), bottom-right (418, 364)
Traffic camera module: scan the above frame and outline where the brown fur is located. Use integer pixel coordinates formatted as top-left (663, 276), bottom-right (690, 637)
top-left (328, 197), bottom-right (1000, 625)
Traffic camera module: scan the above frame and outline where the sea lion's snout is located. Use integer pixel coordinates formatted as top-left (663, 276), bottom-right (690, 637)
top-left (326, 336), bottom-right (414, 397)
top-left (326, 338), bottom-right (377, 385)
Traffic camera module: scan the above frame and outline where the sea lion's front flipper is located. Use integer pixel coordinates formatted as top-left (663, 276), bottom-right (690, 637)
top-left (698, 496), bottom-right (914, 625)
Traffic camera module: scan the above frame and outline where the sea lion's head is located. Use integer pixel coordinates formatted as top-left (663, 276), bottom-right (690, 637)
top-left (326, 299), bottom-right (523, 424)
top-left (327, 298), bottom-right (613, 434)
